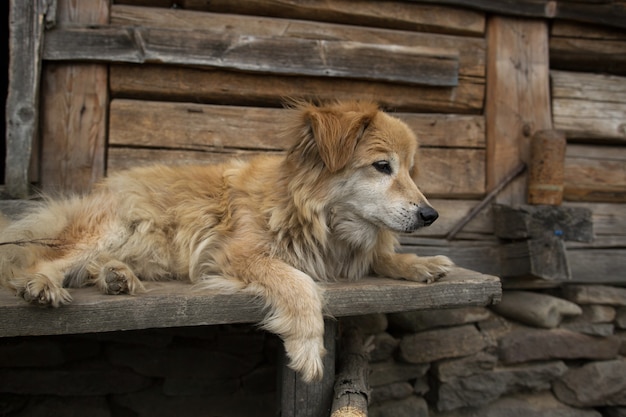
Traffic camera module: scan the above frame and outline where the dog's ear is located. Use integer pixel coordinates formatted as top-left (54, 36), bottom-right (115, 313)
top-left (307, 105), bottom-right (375, 173)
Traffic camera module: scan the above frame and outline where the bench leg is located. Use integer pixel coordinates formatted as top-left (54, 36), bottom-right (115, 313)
top-left (279, 319), bottom-right (337, 417)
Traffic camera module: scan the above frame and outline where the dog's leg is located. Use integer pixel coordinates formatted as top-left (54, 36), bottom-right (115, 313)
top-left (373, 253), bottom-right (454, 284)
top-left (235, 258), bottom-right (326, 383)
top-left (11, 258), bottom-right (74, 307)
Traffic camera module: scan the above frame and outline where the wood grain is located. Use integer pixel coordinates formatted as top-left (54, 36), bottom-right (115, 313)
top-left (564, 144), bottom-right (626, 202)
top-left (552, 70), bottom-right (626, 143)
top-left (0, 268), bottom-right (501, 338)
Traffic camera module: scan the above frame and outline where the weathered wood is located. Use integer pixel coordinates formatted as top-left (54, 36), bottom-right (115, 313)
top-left (492, 204), bottom-right (593, 242)
top-left (0, 268), bottom-right (501, 338)
top-left (5, 0), bottom-right (47, 197)
top-left (568, 248), bottom-right (626, 284)
top-left (500, 235), bottom-right (571, 281)
top-left (110, 5), bottom-right (486, 79)
top-left (485, 17), bottom-right (552, 205)
top-left (550, 21), bottom-right (626, 76)
top-left (39, 0), bottom-right (108, 194)
top-left (181, 0), bottom-right (486, 36)
top-left (564, 202), bottom-right (626, 237)
top-left (331, 324), bottom-right (370, 417)
top-left (564, 144), bottom-right (626, 202)
top-left (404, 0), bottom-right (626, 30)
top-left (552, 71), bottom-right (626, 143)
top-left (528, 130), bottom-right (566, 205)
top-left (280, 320), bottom-right (337, 417)
top-left (109, 64), bottom-right (484, 114)
top-left (43, 26), bottom-right (459, 87)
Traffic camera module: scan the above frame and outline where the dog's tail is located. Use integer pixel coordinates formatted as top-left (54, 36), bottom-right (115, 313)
top-left (0, 199), bottom-right (73, 289)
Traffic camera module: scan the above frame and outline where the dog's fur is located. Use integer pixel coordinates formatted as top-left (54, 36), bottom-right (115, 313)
top-left (0, 100), bottom-right (453, 382)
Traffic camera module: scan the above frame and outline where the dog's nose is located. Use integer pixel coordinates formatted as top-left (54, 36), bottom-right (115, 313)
top-left (418, 206), bottom-right (439, 226)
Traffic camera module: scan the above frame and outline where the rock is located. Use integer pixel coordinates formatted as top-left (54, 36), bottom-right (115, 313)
top-left (0, 337), bottom-right (100, 368)
top-left (579, 305), bottom-right (617, 323)
top-left (370, 382), bottom-right (414, 405)
top-left (398, 325), bottom-right (486, 364)
top-left (13, 396), bottom-right (112, 417)
top-left (616, 307), bottom-right (626, 329)
top-left (561, 285), bottom-right (626, 306)
top-left (604, 407), bottom-right (626, 417)
top-left (413, 376), bottom-right (430, 396)
top-left (559, 321), bottom-right (615, 337)
top-left (369, 395), bottom-right (428, 417)
top-left (388, 307), bottom-right (491, 332)
top-left (498, 328), bottom-right (620, 364)
top-left (553, 359), bottom-right (626, 407)
top-left (163, 377), bottom-right (240, 396)
top-left (434, 352), bottom-right (497, 383)
top-left (617, 331), bottom-right (626, 355)
top-left (432, 391), bottom-right (602, 417)
top-left (369, 361), bottom-right (429, 387)
top-left (436, 361), bottom-right (567, 411)
top-left (370, 332), bottom-right (399, 362)
top-left (491, 291), bottom-right (582, 328)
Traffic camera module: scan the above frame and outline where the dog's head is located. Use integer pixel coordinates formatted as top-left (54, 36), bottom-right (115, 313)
top-left (285, 100), bottom-right (438, 234)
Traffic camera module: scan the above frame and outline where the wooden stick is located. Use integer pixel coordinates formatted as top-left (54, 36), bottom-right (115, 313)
top-left (446, 162), bottom-right (526, 241)
top-left (331, 324), bottom-right (371, 417)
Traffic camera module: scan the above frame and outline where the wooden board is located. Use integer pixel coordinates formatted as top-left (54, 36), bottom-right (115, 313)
top-left (39, 0), bottom-right (108, 195)
top-left (180, 0), bottom-right (486, 36)
top-left (0, 268), bottom-right (501, 338)
top-left (485, 17), bottom-right (552, 205)
top-left (109, 64), bottom-right (484, 114)
top-left (110, 5), bottom-right (486, 79)
top-left (552, 70), bottom-right (626, 143)
top-left (550, 21), bottom-right (626, 76)
top-left (564, 144), bottom-right (626, 202)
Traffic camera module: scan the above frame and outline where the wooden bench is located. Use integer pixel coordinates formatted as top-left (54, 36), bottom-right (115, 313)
top-left (0, 267), bottom-right (500, 417)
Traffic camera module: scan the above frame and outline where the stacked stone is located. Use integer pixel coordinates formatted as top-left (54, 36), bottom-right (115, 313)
top-left (366, 284), bottom-right (626, 417)
top-left (0, 325), bottom-right (278, 417)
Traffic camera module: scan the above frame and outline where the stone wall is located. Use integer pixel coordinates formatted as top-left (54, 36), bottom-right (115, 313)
top-left (0, 284), bottom-right (624, 417)
top-left (0, 325), bottom-right (279, 417)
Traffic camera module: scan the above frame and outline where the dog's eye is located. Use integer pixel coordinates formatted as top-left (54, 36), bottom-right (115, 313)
top-left (372, 161), bottom-right (392, 175)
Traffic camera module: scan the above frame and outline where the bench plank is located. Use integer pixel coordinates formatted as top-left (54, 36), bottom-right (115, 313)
top-left (0, 268), bottom-right (500, 338)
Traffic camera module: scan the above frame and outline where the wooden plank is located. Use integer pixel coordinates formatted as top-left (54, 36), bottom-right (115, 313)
top-left (564, 202), bottom-right (626, 236)
top-left (109, 64), bottom-right (484, 114)
top-left (485, 17), bottom-right (552, 205)
top-left (180, 0), bottom-right (486, 36)
top-left (567, 248), bottom-right (626, 284)
top-left (109, 100), bottom-right (484, 150)
top-left (564, 144), bottom-right (626, 202)
top-left (404, 0), bottom-right (626, 30)
top-left (550, 21), bottom-right (626, 76)
top-left (0, 268), bottom-right (501, 338)
top-left (43, 26), bottom-right (459, 87)
top-left (5, 0), bottom-right (46, 197)
top-left (110, 5), bottom-right (485, 79)
top-left (552, 70), bottom-right (626, 143)
top-left (400, 242), bottom-right (502, 277)
top-left (39, 0), bottom-right (108, 194)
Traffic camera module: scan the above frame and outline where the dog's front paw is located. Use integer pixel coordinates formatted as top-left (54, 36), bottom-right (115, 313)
top-left (19, 274), bottom-right (72, 307)
top-left (410, 255), bottom-right (455, 283)
top-left (284, 336), bottom-right (327, 383)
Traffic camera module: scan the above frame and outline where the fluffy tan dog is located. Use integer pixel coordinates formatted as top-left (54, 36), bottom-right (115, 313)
top-left (0, 100), bottom-right (453, 382)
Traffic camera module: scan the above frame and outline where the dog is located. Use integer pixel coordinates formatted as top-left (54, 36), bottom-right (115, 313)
top-left (0, 100), bottom-right (453, 382)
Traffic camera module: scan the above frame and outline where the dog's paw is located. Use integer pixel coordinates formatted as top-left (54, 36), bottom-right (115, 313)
top-left (99, 261), bottom-right (145, 295)
top-left (284, 336), bottom-right (327, 383)
top-left (19, 275), bottom-right (72, 307)
top-left (409, 255), bottom-right (455, 284)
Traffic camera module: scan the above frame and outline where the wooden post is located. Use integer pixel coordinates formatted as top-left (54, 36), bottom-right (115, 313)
top-left (528, 130), bottom-right (566, 205)
top-left (39, 0), bottom-right (108, 194)
top-left (5, 0), bottom-right (47, 197)
top-left (280, 320), bottom-right (337, 417)
top-left (486, 17), bottom-right (552, 205)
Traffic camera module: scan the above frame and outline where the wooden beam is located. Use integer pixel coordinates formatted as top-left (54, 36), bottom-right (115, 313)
top-left (564, 144), bottom-right (626, 202)
top-left (39, 0), bottom-right (108, 194)
top-left (43, 26), bottom-right (459, 87)
top-left (0, 268), bottom-right (501, 338)
top-left (5, 0), bottom-right (47, 197)
top-left (485, 17), bottom-right (552, 205)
